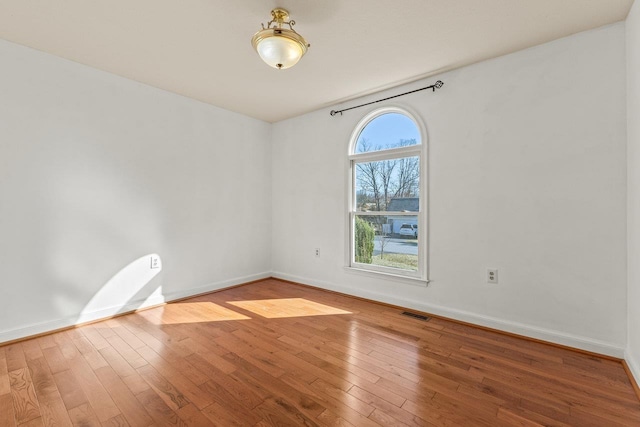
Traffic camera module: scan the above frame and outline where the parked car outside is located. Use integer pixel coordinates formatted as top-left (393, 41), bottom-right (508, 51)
top-left (399, 223), bottom-right (416, 238)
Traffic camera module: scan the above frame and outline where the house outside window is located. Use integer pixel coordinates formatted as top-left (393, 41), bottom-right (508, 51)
top-left (348, 107), bottom-right (427, 282)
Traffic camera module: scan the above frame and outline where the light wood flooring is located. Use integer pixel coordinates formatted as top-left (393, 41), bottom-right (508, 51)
top-left (1, 278), bottom-right (640, 426)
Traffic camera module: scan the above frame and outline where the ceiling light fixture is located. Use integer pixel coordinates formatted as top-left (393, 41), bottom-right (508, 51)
top-left (251, 8), bottom-right (310, 70)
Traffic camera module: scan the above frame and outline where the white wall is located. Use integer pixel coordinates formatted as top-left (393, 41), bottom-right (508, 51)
top-left (0, 39), bottom-right (272, 342)
top-left (627, 0), bottom-right (640, 382)
top-left (272, 23), bottom-right (628, 356)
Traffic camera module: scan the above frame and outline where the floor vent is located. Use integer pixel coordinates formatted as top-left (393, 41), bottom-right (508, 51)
top-left (401, 311), bottom-right (430, 321)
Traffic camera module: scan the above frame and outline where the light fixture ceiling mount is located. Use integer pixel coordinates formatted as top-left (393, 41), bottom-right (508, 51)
top-left (251, 8), bottom-right (310, 70)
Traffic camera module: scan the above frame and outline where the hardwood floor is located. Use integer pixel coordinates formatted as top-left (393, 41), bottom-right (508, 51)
top-left (1, 278), bottom-right (639, 426)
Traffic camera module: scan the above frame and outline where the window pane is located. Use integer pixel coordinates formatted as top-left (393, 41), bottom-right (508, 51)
top-left (355, 156), bottom-right (420, 212)
top-left (354, 215), bottom-right (418, 272)
top-left (355, 113), bottom-right (421, 154)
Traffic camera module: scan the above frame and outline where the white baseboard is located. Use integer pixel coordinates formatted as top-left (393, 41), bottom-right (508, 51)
top-left (161, 271), bottom-right (271, 302)
top-left (625, 349), bottom-right (640, 388)
top-left (1, 269), bottom-right (626, 360)
top-left (0, 271), bottom-right (271, 345)
top-left (272, 271), bottom-right (626, 358)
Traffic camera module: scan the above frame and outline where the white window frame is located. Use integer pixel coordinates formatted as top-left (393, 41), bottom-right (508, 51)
top-left (347, 106), bottom-right (428, 283)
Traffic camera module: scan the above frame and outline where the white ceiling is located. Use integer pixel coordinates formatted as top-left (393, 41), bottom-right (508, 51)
top-left (0, 1), bottom-right (634, 122)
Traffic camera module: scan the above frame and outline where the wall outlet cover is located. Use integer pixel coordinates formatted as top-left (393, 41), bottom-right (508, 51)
top-left (487, 269), bottom-right (498, 283)
top-left (150, 255), bottom-right (162, 270)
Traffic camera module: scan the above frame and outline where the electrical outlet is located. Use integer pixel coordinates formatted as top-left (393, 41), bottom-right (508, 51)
top-left (315, 248), bottom-right (320, 258)
top-left (487, 269), bottom-right (498, 283)
top-left (150, 255), bottom-right (162, 269)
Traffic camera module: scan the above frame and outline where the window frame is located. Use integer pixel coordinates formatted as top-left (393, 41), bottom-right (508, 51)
top-left (346, 106), bottom-right (428, 283)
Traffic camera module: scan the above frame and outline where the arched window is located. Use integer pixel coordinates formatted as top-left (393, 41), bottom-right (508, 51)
top-left (348, 107), bottom-right (427, 281)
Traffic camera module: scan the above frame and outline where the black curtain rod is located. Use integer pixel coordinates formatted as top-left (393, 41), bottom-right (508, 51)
top-left (329, 80), bottom-right (444, 117)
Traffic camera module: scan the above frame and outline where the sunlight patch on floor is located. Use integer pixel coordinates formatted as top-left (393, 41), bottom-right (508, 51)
top-left (145, 302), bottom-right (251, 324)
top-left (228, 298), bottom-right (351, 319)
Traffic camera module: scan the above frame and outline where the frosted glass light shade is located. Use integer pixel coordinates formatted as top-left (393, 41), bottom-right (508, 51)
top-left (252, 28), bottom-right (309, 70)
top-left (256, 36), bottom-right (303, 69)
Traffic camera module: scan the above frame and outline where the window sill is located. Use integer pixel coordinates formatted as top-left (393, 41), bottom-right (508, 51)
top-left (344, 266), bottom-right (429, 287)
